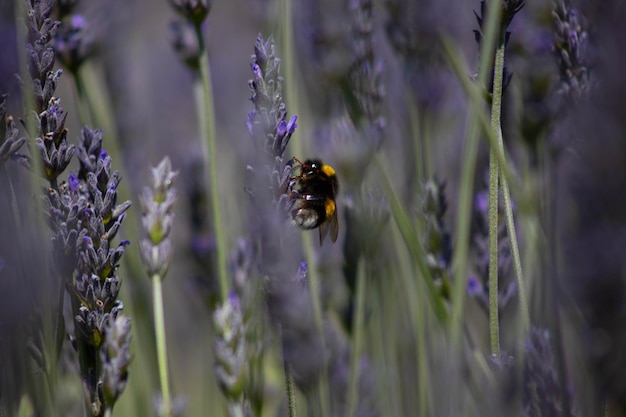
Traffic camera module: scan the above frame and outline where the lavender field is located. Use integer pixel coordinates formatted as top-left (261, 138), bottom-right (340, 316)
top-left (1, 0), bottom-right (625, 416)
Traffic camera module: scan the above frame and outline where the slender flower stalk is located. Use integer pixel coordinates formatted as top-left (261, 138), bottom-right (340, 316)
top-left (194, 25), bottom-right (229, 303)
top-left (168, 0), bottom-right (228, 303)
top-left (488, 40), bottom-right (504, 355)
top-left (139, 157), bottom-right (179, 417)
top-left (488, 2), bottom-right (530, 333)
top-left (473, 0), bottom-right (527, 354)
top-left (446, 0), bottom-right (500, 347)
top-left (347, 257), bottom-right (367, 417)
top-left (284, 360), bottom-right (297, 417)
top-left (214, 292), bottom-right (250, 417)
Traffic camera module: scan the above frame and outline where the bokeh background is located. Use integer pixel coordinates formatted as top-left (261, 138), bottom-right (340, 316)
top-left (2, 0), bottom-right (626, 416)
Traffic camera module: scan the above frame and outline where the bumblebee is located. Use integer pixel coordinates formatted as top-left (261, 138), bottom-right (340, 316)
top-left (286, 157), bottom-right (339, 245)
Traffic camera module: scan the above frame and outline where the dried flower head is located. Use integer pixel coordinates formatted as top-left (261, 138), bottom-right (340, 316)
top-left (346, 0), bottom-right (385, 137)
top-left (75, 126), bottom-right (105, 180)
top-left (170, 20), bottom-right (201, 71)
top-left (25, 0), bottom-right (61, 113)
top-left (139, 157), bottom-right (178, 278)
top-left (0, 96), bottom-right (27, 168)
top-left (523, 327), bottom-right (577, 417)
top-left (100, 315), bottom-right (132, 406)
top-left (474, 0), bottom-right (526, 41)
top-left (33, 96), bottom-right (74, 186)
top-left (169, 0), bottom-right (211, 26)
top-left (54, 14), bottom-right (95, 74)
top-left (473, 0), bottom-right (525, 95)
top-left (552, 0), bottom-right (591, 100)
top-left (419, 179), bottom-right (453, 296)
top-left (214, 292), bottom-right (247, 400)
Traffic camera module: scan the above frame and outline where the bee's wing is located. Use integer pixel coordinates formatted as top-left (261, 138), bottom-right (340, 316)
top-left (318, 209), bottom-right (339, 245)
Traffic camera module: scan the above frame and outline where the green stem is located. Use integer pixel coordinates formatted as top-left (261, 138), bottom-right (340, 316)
top-left (545, 153), bottom-right (573, 417)
top-left (374, 155), bottom-right (448, 324)
top-left (194, 23), bottom-right (229, 302)
top-left (347, 257), bottom-right (366, 417)
top-left (488, 39), bottom-right (505, 356)
top-left (406, 94), bottom-right (424, 190)
top-left (489, 13), bottom-right (530, 347)
top-left (72, 69), bottom-right (94, 127)
top-left (442, 0), bottom-right (504, 347)
top-left (500, 168), bottom-right (529, 330)
top-left (152, 274), bottom-right (172, 417)
top-left (284, 359), bottom-right (297, 417)
top-left (488, 147), bottom-right (500, 355)
top-left (302, 235), bottom-right (331, 416)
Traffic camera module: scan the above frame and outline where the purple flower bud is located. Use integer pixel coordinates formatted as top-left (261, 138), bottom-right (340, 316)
top-left (467, 275), bottom-right (482, 296)
top-left (251, 64), bottom-right (263, 81)
top-left (99, 150), bottom-right (108, 160)
top-left (475, 191), bottom-right (488, 213)
top-left (287, 114), bottom-right (298, 134)
top-left (68, 172), bottom-right (79, 192)
top-left (71, 14), bottom-right (86, 29)
top-left (228, 290), bottom-right (240, 308)
top-left (296, 262), bottom-right (308, 282)
top-left (246, 112), bottom-right (255, 135)
top-left (276, 120), bottom-right (287, 137)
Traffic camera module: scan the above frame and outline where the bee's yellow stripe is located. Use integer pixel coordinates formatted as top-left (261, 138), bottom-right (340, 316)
top-left (321, 164), bottom-right (336, 178)
top-left (324, 199), bottom-right (336, 218)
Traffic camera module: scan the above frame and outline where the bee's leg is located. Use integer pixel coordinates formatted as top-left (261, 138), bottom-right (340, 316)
top-left (288, 190), bottom-right (306, 199)
top-left (290, 156), bottom-right (304, 166)
top-left (278, 192), bottom-right (296, 217)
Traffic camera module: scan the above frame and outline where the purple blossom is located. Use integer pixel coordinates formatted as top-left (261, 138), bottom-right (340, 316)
top-left (467, 275), bottom-right (483, 296)
top-left (71, 14), bottom-right (85, 29)
top-left (68, 172), bottom-right (79, 192)
top-left (286, 115), bottom-right (298, 134)
top-left (228, 290), bottom-right (240, 308)
top-left (475, 190), bottom-right (488, 213)
top-left (276, 120), bottom-right (287, 138)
